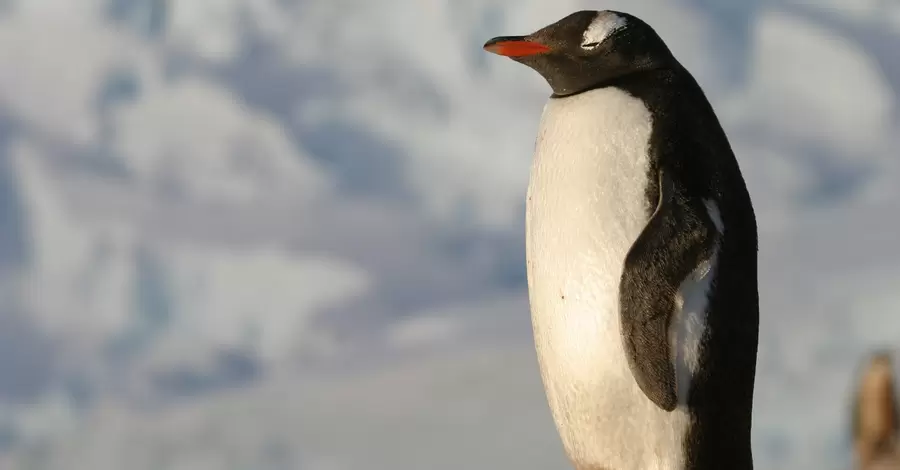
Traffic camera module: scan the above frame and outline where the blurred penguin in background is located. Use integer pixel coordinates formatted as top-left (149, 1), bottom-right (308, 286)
top-left (852, 351), bottom-right (900, 470)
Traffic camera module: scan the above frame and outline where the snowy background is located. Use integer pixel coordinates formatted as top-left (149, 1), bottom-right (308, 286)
top-left (0, 0), bottom-right (897, 469)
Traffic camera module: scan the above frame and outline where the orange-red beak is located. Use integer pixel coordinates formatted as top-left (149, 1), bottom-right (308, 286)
top-left (483, 36), bottom-right (551, 57)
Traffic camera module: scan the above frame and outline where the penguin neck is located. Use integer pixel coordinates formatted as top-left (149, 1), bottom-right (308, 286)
top-left (547, 63), bottom-right (682, 100)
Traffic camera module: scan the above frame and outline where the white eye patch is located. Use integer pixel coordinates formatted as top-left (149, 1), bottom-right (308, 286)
top-left (581, 12), bottom-right (628, 50)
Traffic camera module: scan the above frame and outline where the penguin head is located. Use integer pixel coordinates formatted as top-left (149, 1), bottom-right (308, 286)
top-left (484, 10), bottom-right (675, 97)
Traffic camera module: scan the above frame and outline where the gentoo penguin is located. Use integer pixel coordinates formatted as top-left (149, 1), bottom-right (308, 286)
top-left (483, 10), bottom-right (759, 470)
top-left (852, 351), bottom-right (900, 469)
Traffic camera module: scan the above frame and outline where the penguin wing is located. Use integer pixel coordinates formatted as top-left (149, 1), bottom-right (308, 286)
top-left (619, 167), bottom-right (720, 411)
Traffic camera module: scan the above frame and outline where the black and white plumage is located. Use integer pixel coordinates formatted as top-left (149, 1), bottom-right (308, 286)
top-left (484, 10), bottom-right (759, 470)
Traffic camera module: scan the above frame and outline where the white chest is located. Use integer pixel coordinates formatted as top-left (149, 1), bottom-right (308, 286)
top-left (525, 87), bottom-right (691, 469)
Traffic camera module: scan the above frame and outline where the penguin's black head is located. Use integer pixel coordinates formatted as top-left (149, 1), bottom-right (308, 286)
top-left (483, 10), bottom-right (675, 97)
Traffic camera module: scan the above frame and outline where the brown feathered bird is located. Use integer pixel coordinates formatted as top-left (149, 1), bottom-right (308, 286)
top-left (852, 351), bottom-right (900, 470)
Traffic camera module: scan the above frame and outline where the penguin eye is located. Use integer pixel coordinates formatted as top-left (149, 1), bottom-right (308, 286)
top-left (581, 13), bottom-right (628, 51)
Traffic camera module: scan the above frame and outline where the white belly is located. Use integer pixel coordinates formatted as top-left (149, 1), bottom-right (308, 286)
top-left (525, 87), bottom-right (690, 469)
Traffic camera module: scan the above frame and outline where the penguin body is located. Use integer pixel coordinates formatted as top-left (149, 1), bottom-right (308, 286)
top-left (527, 83), bottom-right (696, 470)
top-left (486, 10), bottom-right (759, 470)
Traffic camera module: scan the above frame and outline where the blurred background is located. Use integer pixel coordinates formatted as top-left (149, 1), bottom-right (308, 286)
top-left (0, 0), bottom-right (897, 469)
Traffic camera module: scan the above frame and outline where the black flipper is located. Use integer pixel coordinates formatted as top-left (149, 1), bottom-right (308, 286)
top-left (619, 167), bottom-right (719, 411)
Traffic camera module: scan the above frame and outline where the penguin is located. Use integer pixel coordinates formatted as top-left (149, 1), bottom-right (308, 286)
top-left (851, 351), bottom-right (900, 469)
top-left (483, 10), bottom-right (759, 470)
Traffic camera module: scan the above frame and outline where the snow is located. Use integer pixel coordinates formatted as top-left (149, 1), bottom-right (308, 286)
top-left (0, 0), bottom-right (897, 469)
top-left (110, 77), bottom-right (332, 205)
top-left (0, 13), bottom-right (143, 144)
top-left (744, 11), bottom-right (892, 155)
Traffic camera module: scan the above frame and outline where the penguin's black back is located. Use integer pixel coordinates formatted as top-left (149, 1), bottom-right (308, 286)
top-left (613, 66), bottom-right (760, 470)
